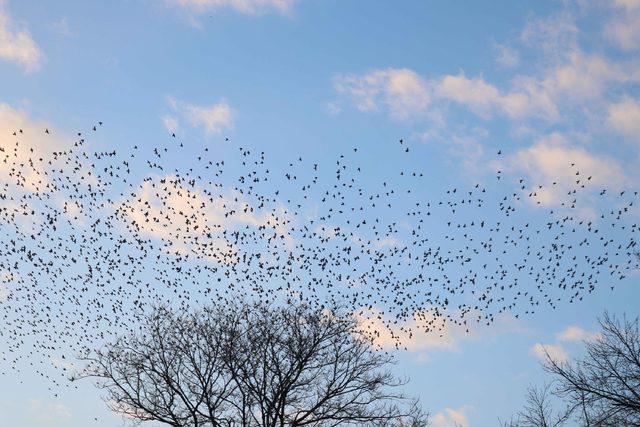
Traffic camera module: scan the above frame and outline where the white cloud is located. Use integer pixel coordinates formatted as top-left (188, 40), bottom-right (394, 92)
top-left (520, 12), bottom-right (578, 57)
top-left (119, 175), bottom-right (294, 263)
top-left (50, 356), bottom-right (76, 372)
top-left (332, 6), bottom-right (640, 188)
top-left (494, 43), bottom-right (520, 68)
top-left (539, 52), bottom-right (631, 102)
top-left (167, 97), bottom-right (234, 135)
top-left (356, 307), bottom-right (467, 353)
top-left (503, 133), bottom-right (625, 207)
top-left (0, 103), bottom-right (62, 147)
top-left (606, 17), bottom-right (640, 50)
top-left (50, 18), bottom-right (72, 37)
top-left (0, 103), bottom-right (94, 232)
top-left (325, 101), bottom-right (341, 115)
top-left (373, 236), bottom-right (401, 250)
top-left (356, 306), bottom-right (523, 359)
top-left (557, 325), bottom-right (601, 342)
top-left (0, 283), bottom-right (10, 302)
top-left (516, 9), bottom-right (640, 103)
top-left (415, 125), bottom-right (488, 175)
top-left (333, 68), bottom-right (431, 120)
top-left (335, 52), bottom-right (637, 127)
top-left (436, 74), bottom-right (501, 116)
top-left (0, 269), bottom-right (19, 301)
top-left (606, 0), bottom-right (640, 50)
top-left (532, 343), bottom-right (569, 363)
top-left (614, 0), bottom-right (640, 10)
top-left (0, 1), bottom-right (43, 72)
top-left (432, 406), bottom-right (471, 427)
top-left (335, 68), bottom-right (558, 122)
top-left (333, 9), bottom-right (640, 128)
top-left (0, 103), bottom-right (70, 191)
top-left (607, 97), bottom-right (640, 140)
top-left (0, 284), bottom-right (9, 301)
top-left (435, 74), bottom-right (556, 120)
top-left (161, 114), bottom-right (180, 133)
top-left (502, 53), bottom-right (636, 119)
top-left (165, 0), bottom-right (296, 15)
top-left (184, 102), bottom-right (233, 134)
top-left (27, 399), bottom-right (72, 426)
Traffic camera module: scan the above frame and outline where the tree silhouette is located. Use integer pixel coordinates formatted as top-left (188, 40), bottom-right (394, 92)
top-left (505, 312), bottom-right (640, 426)
top-left (78, 301), bottom-right (428, 427)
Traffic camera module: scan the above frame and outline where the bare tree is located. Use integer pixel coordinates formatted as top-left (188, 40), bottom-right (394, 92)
top-left (78, 301), bottom-right (428, 427)
top-left (505, 312), bottom-right (640, 426)
top-left (499, 384), bottom-right (571, 427)
top-left (544, 312), bottom-right (640, 426)
top-left (77, 304), bottom-right (240, 426)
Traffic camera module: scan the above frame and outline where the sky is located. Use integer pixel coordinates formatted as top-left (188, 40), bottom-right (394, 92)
top-left (1, 0), bottom-right (640, 425)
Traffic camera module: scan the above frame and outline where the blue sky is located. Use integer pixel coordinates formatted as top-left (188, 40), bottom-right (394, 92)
top-left (1, 0), bottom-right (640, 425)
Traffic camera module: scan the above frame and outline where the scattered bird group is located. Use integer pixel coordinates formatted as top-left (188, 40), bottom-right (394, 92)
top-left (0, 123), bottom-right (637, 394)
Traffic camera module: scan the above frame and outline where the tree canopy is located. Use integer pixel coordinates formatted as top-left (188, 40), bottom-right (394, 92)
top-left (79, 301), bottom-right (428, 427)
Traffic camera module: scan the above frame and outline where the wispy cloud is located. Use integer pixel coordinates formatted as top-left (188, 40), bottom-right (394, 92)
top-left (0, 269), bottom-right (16, 301)
top-left (432, 406), bottom-right (472, 427)
top-left (334, 51), bottom-right (637, 125)
top-left (436, 73), bottom-right (556, 120)
top-left (532, 342), bottom-right (569, 363)
top-left (0, 1), bottom-right (43, 72)
top-left (50, 18), bottom-right (72, 37)
top-left (333, 68), bottom-right (431, 121)
top-left (501, 132), bottom-right (625, 208)
top-left (0, 103), bottom-right (70, 190)
top-left (166, 97), bottom-right (234, 135)
top-left (27, 399), bottom-right (72, 426)
top-left (332, 2), bottom-right (640, 193)
top-left (161, 114), bottom-right (180, 134)
top-left (119, 175), bottom-right (294, 263)
top-left (334, 68), bottom-right (431, 120)
top-left (164, 0), bottom-right (296, 16)
top-left (333, 67), bottom-right (557, 122)
top-left (356, 306), bottom-right (524, 359)
top-left (605, 0), bottom-right (640, 51)
top-left (520, 11), bottom-right (578, 58)
top-left (556, 325), bottom-right (601, 342)
top-left (607, 97), bottom-right (640, 142)
top-left (493, 43), bottom-right (520, 68)
top-left (356, 307), bottom-right (466, 353)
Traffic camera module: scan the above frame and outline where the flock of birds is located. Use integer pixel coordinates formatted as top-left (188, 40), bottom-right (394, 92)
top-left (0, 123), bottom-right (638, 392)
